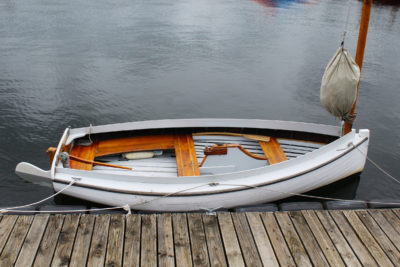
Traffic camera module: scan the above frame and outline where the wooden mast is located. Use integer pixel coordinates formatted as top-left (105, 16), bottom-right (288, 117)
top-left (343, 0), bottom-right (373, 134)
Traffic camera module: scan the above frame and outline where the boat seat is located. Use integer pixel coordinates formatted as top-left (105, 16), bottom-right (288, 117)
top-left (69, 143), bottom-right (98, 170)
top-left (259, 137), bottom-right (288, 164)
top-left (174, 134), bottom-right (200, 176)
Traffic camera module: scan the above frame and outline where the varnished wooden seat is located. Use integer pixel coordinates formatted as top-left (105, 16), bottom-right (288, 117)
top-left (259, 137), bottom-right (288, 165)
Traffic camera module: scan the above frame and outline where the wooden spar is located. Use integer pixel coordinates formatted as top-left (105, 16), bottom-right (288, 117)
top-left (344, 0), bottom-right (373, 134)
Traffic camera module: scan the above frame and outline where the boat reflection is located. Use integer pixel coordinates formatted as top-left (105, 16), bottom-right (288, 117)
top-left (369, 0), bottom-right (400, 6)
top-left (252, 0), bottom-right (319, 8)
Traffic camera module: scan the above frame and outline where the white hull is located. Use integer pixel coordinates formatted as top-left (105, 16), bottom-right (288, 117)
top-left (15, 119), bottom-right (369, 211)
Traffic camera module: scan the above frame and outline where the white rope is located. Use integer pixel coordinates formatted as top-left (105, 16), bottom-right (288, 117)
top-left (341, 0), bottom-right (353, 45)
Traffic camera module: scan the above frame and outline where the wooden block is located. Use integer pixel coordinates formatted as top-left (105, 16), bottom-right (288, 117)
top-left (96, 135), bottom-right (175, 157)
top-left (174, 134), bottom-right (200, 176)
top-left (259, 137), bottom-right (288, 165)
top-left (14, 214), bottom-right (50, 267)
top-left (69, 143), bottom-right (98, 170)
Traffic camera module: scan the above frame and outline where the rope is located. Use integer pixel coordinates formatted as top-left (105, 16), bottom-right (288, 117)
top-left (341, 0), bottom-right (353, 46)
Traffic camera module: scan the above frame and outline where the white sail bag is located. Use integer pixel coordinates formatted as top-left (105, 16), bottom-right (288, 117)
top-left (320, 47), bottom-right (360, 120)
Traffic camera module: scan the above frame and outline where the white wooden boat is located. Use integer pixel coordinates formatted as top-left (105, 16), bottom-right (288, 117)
top-left (15, 118), bottom-right (369, 211)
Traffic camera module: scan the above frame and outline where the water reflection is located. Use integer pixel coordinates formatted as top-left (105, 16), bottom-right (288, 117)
top-left (253, 0), bottom-right (319, 8)
top-left (371, 0), bottom-right (400, 6)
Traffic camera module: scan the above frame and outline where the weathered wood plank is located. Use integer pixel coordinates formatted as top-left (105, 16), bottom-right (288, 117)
top-left (217, 212), bottom-right (245, 267)
top-left (157, 213), bottom-right (175, 267)
top-left (260, 212), bottom-right (295, 267)
top-left (259, 137), bottom-right (288, 164)
top-left (105, 214), bottom-right (125, 267)
top-left (316, 210), bottom-right (361, 266)
top-left (328, 210), bottom-right (378, 266)
top-left (123, 215), bottom-right (141, 267)
top-left (87, 214), bottom-right (110, 267)
top-left (289, 211), bottom-right (328, 266)
top-left (141, 214), bottom-right (157, 267)
top-left (69, 214), bottom-right (95, 266)
top-left (33, 215), bottom-right (64, 267)
top-left (14, 214), bottom-right (50, 267)
top-left (369, 209), bottom-right (400, 252)
top-left (202, 214), bottom-right (227, 267)
top-left (0, 215), bottom-right (18, 255)
top-left (231, 213), bottom-right (262, 267)
top-left (343, 210), bottom-right (394, 266)
top-left (51, 214), bottom-right (80, 267)
top-left (380, 209), bottom-right (400, 236)
top-left (173, 213), bottom-right (193, 267)
top-left (275, 212), bottom-right (312, 266)
top-left (246, 212), bottom-right (278, 266)
top-left (301, 210), bottom-right (345, 267)
top-left (0, 215), bottom-right (34, 266)
top-left (356, 210), bottom-right (400, 265)
top-left (175, 134), bottom-right (200, 176)
top-left (187, 213), bottom-right (210, 267)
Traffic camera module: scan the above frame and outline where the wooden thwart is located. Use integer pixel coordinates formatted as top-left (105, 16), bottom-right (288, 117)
top-left (259, 137), bottom-right (288, 165)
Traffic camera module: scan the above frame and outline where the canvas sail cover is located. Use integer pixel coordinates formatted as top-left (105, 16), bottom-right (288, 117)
top-left (320, 47), bottom-right (360, 120)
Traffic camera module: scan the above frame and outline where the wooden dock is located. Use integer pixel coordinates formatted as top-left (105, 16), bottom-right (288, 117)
top-left (1, 209), bottom-right (400, 266)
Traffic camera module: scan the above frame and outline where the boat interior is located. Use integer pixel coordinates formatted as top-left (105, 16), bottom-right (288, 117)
top-left (47, 128), bottom-right (336, 177)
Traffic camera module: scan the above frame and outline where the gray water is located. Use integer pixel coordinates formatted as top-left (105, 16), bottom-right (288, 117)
top-left (1, 0), bottom-right (399, 206)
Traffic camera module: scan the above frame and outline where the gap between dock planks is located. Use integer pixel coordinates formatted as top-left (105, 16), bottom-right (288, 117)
top-left (1, 209), bottom-right (400, 266)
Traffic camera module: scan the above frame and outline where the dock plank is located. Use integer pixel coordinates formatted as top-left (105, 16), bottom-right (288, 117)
top-left (105, 214), bottom-right (125, 267)
top-left (275, 212), bottom-right (312, 266)
top-left (173, 213), bottom-right (193, 267)
top-left (33, 215), bottom-right (64, 267)
top-left (123, 215), bottom-right (141, 266)
top-left (289, 211), bottom-right (329, 266)
top-left (380, 209), bottom-right (400, 236)
top-left (188, 213), bottom-right (210, 267)
top-left (87, 214), bottom-right (110, 267)
top-left (0, 215), bottom-right (18, 255)
top-left (356, 210), bottom-right (400, 265)
top-left (14, 214), bottom-right (49, 267)
top-left (245, 212), bottom-right (278, 267)
top-left (141, 214), bottom-right (157, 267)
top-left (0, 215), bottom-right (33, 266)
top-left (260, 212), bottom-right (295, 267)
top-left (157, 213), bottom-right (175, 267)
top-left (231, 212), bottom-right (262, 267)
top-left (202, 214), bottom-right (227, 267)
top-left (329, 210), bottom-right (378, 266)
top-left (218, 212), bottom-right (245, 267)
top-left (301, 210), bottom-right (345, 266)
top-left (70, 214), bottom-right (95, 266)
top-left (343, 210), bottom-right (394, 266)
top-left (51, 214), bottom-right (80, 267)
top-left (369, 209), bottom-right (400, 251)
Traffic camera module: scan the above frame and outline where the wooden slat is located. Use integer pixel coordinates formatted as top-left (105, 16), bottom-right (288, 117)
top-left (260, 212), bottom-right (295, 267)
top-left (316, 210), bottom-right (361, 266)
top-left (381, 209), bottom-right (400, 236)
top-left (87, 214), bottom-right (110, 267)
top-left (51, 214), bottom-right (80, 267)
top-left (187, 213), bottom-right (210, 267)
top-left (105, 214), bottom-right (125, 267)
top-left (369, 209), bottom-right (400, 251)
top-left (259, 137), bottom-right (288, 165)
top-left (202, 214), bottom-right (227, 267)
top-left (275, 212), bottom-right (312, 266)
top-left (172, 213), bottom-right (193, 267)
top-left (33, 215), bottom-right (64, 267)
top-left (217, 213), bottom-right (245, 267)
top-left (0, 215), bottom-right (18, 255)
top-left (231, 213), bottom-right (263, 267)
top-left (175, 134), bottom-right (200, 176)
top-left (123, 215), bottom-right (141, 266)
top-left (328, 210), bottom-right (378, 266)
top-left (141, 214), bottom-right (157, 267)
top-left (356, 210), bottom-right (400, 265)
top-left (157, 213), bottom-right (175, 267)
top-left (288, 211), bottom-right (329, 266)
top-left (14, 214), bottom-right (50, 267)
top-left (301, 210), bottom-right (345, 266)
top-left (96, 135), bottom-right (175, 157)
top-left (343, 210), bottom-right (394, 266)
top-left (246, 212), bottom-right (279, 266)
top-left (70, 214), bottom-right (95, 266)
top-left (69, 143), bottom-right (98, 170)
top-left (0, 215), bottom-right (34, 266)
